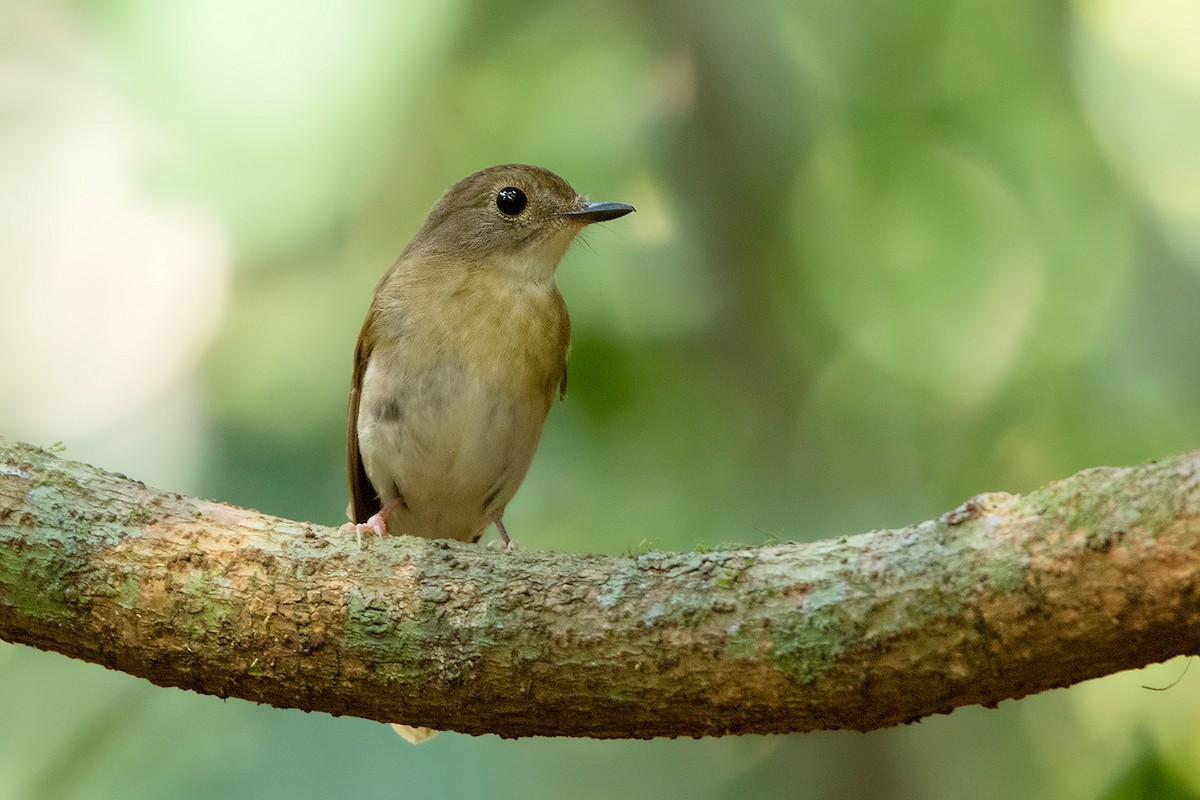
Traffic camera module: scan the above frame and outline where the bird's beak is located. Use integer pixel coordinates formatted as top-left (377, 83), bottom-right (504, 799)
top-left (560, 201), bottom-right (636, 223)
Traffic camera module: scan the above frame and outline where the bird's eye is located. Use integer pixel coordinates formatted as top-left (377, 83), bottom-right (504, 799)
top-left (495, 187), bottom-right (528, 216)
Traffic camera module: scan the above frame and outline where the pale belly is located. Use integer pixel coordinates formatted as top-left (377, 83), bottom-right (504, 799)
top-left (356, 356), bottom-right (550, 542)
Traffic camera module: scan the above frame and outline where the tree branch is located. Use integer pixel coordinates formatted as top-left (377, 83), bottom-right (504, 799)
top-left (1, 437), bottom-right (1198, 738)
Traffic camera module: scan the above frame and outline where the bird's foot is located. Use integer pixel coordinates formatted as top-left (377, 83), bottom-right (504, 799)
top-left (486, 537), bottom-right (520, 552)
top-left (341, 498), bottom-right (401, 547)
top-left (487, 518), bottom-right (520, 551)
top-left (346, 515), bottom-right (386, 547)
top-left (357, 513), bottom-right (389, 539)
top-left (336, 521), bottom-right (370, 548)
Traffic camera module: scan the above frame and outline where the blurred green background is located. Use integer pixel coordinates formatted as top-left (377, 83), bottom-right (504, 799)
top-left (2, 0), bottom-right (1199, 797)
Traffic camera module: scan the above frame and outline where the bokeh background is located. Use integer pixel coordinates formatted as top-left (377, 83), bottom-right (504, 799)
top-left (2, 0), bottom-right (1199, 797)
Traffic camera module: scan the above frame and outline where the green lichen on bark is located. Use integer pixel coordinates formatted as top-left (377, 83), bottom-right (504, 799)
top-left (86, 563), bottom-right (141, 608)
top-left (1020, 459), bottom-right (1196, 549)
top-left (0, 538), bottom-right (80, 624)
top-left (176, 570), bottom-right (238, 640)
top-left (717, 502), bottom-right (1037, 687)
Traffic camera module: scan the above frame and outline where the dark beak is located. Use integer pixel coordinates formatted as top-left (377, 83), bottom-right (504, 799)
top-left (561, 201), bottom-right (636, 223)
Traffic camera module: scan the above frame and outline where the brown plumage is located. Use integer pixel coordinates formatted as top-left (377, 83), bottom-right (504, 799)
top-left (346, 164), bottom-right (633, 548)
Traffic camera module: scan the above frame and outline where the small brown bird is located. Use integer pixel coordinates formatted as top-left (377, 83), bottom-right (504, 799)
top-left (346, 164), bottom-right (634, 549)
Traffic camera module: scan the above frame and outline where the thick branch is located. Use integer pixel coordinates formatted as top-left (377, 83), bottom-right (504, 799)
top-left (1, 438), bottom-right (1198, 738)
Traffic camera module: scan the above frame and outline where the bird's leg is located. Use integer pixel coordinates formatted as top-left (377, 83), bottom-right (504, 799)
top-left (353, 496), bottom-right (402, 544)
top-left (486, 518), bottom-right (520, 551)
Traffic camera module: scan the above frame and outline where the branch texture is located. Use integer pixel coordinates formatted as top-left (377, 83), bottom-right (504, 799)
top-left (1, 438), bottom-right (1198, 738)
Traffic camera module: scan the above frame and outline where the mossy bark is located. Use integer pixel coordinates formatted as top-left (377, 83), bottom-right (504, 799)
top-left (1, 438), bottom-right (1198, 738)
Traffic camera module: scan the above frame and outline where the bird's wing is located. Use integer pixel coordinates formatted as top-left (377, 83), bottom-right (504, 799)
top-left (557, 289), bottom-right (571, 401)
top-left (347, 315), bottom-right (380, 524)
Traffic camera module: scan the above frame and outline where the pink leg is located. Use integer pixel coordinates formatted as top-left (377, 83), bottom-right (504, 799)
top-left (487, 518), bottom-right (519, 551)
top-left (356, 497), bottom-right (401, 540)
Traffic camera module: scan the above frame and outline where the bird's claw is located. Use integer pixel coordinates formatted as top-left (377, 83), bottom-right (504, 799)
top-left (358, 514), bottom-right (388, 538)
top-left (487, 537), bottom-right (520, 552)
top-left (339, 515), bottom-right (388, 548)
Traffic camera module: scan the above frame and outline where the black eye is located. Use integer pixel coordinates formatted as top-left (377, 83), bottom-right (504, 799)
top-left (495, 187), bottom-right (527, 216)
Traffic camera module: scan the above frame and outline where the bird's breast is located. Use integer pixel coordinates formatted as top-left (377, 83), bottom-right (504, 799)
top-left (356, 276), bottom-right (568, 540)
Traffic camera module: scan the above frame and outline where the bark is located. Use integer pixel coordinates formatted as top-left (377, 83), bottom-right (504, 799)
top-left (0, 437), bottom-right (1198, 738)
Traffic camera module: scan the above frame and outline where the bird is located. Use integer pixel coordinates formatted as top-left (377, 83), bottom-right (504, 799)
top-left (345, 164), bottom-right (634, 550)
